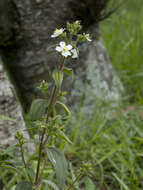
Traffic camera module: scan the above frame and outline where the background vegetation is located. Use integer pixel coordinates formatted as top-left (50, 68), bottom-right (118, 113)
top-left (64, 1), bottom-right (143, 189)
top-left (101, 0), bottom-right (143, 104)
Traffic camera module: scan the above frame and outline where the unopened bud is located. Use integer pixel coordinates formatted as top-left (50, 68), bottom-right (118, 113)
top-left (15, 131), bottom-right (25, 145)
top-left (40, 80), bottom-right (48, 91)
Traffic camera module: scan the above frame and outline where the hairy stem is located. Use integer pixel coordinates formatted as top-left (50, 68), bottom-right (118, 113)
top-left (35, 57), bottom-right (65, 185)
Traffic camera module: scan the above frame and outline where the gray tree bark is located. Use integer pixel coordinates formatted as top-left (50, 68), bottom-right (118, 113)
top-left (0, 59), bottom-right (28, 147)
top-left (0, 0), bottom-right (123, 145)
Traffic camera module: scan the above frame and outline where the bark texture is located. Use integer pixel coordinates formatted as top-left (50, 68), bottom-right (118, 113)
top-left (0, 59), bottom-right (28, 147)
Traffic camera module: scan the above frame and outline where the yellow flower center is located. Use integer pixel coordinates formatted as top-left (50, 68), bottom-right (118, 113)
top-left (55, 29), bottom-right (60, 33)
top-left (63, 46), bottom-right (67, 51)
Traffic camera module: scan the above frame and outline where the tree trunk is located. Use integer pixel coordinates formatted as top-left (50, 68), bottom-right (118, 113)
top-left (0, 59), bottom-right (28, 147)
top-left (0, 0), bottom-right (123, 145)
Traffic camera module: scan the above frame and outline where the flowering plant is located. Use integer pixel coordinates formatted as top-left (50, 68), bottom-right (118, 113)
top-left (52, 21), bottom-right (91, 59)
top-left (0, 21), bottom-right (91, 190)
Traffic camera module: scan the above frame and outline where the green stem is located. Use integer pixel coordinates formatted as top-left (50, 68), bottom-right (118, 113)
top-left (35, 85), bottom-right (57, 185)
top-left (35, 57), bottom-right (65, 185)
top-left (34, 128), bottom-right (46, 185)
top-left (20, 144), bottom-right (33, 184)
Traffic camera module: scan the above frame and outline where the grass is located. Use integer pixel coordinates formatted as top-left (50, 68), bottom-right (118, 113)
top-left (64, 1), bottom-right (143, 189)
top-left (100, 0), bottom-right (143, 104)
top-left (66, 105), bottom-right (143, 189)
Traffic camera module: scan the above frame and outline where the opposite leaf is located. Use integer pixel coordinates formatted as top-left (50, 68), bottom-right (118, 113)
top-left (59, 130), bottom-right (72, 144)
top-left (46, 147), bottom-right (67, 190)
top-left (63, 67), bottom-right (74, 80)
top-left (56, 101), bottom-right (71, 116)
top-left (29, 99), bottom-right (48, 121)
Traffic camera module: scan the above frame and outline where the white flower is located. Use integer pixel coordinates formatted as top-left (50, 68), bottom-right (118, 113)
top-left (56, 41), bottom-right (73, 57)
top-left (71, 48), bottom-right (78, 59)
top-left (84, 33), bottom-right (92, 42)
top-left (51, 28), bottom-right (65, 38)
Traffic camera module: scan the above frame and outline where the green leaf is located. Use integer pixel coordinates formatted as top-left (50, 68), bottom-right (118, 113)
top-left (95, 143), bottom-right (123, 166)
top-left (63, 67), bottom-right (73, 80)
top-left (1, 164), bottom-right (22, 176)
top-left (56, 101), bottom-right (71, 116)
top-left (29, 99), bottom-right (48, 121)
top-left (15, 181), bottom-right (33, 190)
top-left (46, 147), bottom-right (67, 190)
top-left (112, 173), bottom-right (130, 190)
top-left (43, 180), bottom-right (60, 190)
top-left (25, 167), bottom-right (35, 182)
top-left (59, 130), bottom-right (72, 144)
top-left (3, 144), bottom-right (17, 157)
top-left (0, 115), bottom-right (16, 122)
top-left (52, 70), bottom-right (63, 90)
top-left (85, 177), bottom-right (95, 190)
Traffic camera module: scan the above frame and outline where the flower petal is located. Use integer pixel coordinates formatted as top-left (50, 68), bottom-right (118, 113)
top-left (71, 49), bottom-right (78, 58)
top-left (62, 52), bottom-right (68, 57)
top-left (59, 41), bottom-right (66, 47)
top-left (60, 28), bottom-right (65, 33)
top-left (67, 44), bottom-right (72, 50)
top-left (62, 51), bottom-right (71, 57)
top-left (56, 46), bottom-right (62, 52)
top-left (51, 34), bottom-right (56, 38)
top-left (84, 34), bottom-right (92, 41)
top-left (66, 51), bottom-right (71, 56)
top-left (87, 38), bottom-right (92, 42)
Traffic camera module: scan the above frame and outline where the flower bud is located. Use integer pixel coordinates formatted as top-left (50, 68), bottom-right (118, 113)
top-left (77, 34), bottom-right (85, 41)
top-left (15, 131), bottom-right (25, 145)
top-left (40, 80), bottom-right (48, 92)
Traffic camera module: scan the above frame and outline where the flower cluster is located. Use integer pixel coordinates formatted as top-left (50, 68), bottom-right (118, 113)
top-left (51, 21), bottom-right (92, 59)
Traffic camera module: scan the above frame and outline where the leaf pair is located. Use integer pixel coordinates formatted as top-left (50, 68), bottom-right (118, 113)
top-left (29, 98), bottom-right (71, 121)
